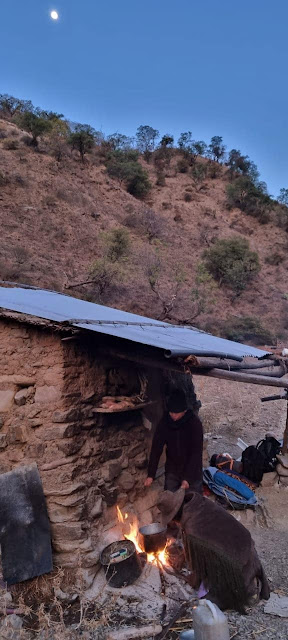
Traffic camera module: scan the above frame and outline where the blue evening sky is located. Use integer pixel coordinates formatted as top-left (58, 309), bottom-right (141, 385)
top-left (1, 0), bottom-right (287, 196)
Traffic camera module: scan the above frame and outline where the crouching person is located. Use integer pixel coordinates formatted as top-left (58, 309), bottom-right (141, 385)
top-left (158, 489), bottom-right (270, 613)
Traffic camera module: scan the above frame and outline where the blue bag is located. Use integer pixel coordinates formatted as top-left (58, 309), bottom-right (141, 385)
top-left (203, 467), bottom-right (257, 508)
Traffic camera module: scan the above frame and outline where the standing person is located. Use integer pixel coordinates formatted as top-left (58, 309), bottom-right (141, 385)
top-left (144, 389), bottom-right (203, 493)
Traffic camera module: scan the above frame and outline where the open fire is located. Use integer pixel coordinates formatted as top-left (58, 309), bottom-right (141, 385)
top-left (116, 505), bottom-right (169, 566)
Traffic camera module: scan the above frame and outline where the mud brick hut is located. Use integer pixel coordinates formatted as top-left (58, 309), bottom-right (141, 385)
top-left (0, 284), bottom-right (287, 589)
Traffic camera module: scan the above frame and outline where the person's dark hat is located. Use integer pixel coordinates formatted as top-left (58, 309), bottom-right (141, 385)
top-left (167, 390), bottom-right (187, 413)
top-left (157, 489), bottom-right (185, 526)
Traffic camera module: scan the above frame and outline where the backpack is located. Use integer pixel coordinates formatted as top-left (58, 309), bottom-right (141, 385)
top-left (241, 446), bottom-right (266, 485)
top-left (256, 436), bottom-right (281, 473)
top-left (210, 453), bottom-right (243, 474)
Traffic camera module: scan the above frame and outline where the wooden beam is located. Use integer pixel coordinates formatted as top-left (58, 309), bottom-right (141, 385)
top-left (200, 368), bottom-right (288, 388)
top-left (95, 346), bottom-right (288, 388)
top-left (193, 357), bottom-right (278, 371)
top-left (283, 403), bottom-right (288, 455)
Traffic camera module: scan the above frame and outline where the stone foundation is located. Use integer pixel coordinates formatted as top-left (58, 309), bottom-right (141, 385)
top-left (0, 319), bottom-right (164, 588)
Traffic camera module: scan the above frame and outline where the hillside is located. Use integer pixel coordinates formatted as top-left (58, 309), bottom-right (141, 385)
top-left (0, 116), bottom-right (288, 344)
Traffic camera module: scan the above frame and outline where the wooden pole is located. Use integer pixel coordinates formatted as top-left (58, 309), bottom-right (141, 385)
top-left (282, 402), bottom-right (288, 455)
top-left (199, 368), bottom-right (288, 389)
top-left (95, 346), bottom-right (288, 388)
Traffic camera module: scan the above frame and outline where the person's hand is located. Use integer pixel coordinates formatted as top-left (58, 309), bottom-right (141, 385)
top-left (181, 480), bottom-right (189, 489)
top-left (144, 477), bottom-right (153, 487)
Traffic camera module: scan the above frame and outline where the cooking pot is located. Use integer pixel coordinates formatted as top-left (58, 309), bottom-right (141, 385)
top-left (138, 523), bottom-right (167, 554)
top-left (100, 539), bottom-right (142, 588)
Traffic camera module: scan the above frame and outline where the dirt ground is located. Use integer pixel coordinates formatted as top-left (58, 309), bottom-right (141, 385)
top-left (188, 377), bottom-right (288, 640)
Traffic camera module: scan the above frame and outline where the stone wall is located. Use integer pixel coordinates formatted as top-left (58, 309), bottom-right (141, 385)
top-left (0, 320), bottom-right (164, 589)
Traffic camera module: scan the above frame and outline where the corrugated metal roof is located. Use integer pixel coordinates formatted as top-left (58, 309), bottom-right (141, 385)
top-left (0, 286), bottom-right (268, 360)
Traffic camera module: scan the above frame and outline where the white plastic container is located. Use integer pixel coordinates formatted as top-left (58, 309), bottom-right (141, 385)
top-left (193, 599), bottom-right (230, 640)
top-left (179, 631), bottom-right (194, 639)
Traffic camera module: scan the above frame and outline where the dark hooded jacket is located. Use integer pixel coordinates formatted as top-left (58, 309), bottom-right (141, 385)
top-left (181, 492), bottom-right (270, 611)
top-left (147, 410), bottom-right (203, 485)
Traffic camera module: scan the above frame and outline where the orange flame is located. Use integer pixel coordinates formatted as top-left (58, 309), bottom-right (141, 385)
top-left (116, 505), bottom-right (169, 566)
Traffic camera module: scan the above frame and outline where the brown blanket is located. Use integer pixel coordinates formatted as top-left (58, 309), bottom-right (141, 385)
top-left (181, 493), bottom-right (270, 612)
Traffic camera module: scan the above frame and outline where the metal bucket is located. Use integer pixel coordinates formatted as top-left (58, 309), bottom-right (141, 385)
top-left (138, 523), bottom-right (167, 554)
top-left (100, 540), bottom-right (142, 588)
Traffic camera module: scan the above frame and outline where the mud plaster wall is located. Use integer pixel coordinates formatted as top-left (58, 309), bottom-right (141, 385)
top-left (0, 320), bottom-right (164, 589)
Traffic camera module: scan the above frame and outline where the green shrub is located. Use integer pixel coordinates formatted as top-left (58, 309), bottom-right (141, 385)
top-left (203, 236), bottom-right (260, 295)
top-left (224, 316), bottom-right (274, 345)
top-left (265, 252), bottom-right (284, 266)
top-left (177, 158), bottom-right (189, 173)
top-left (226, 176), bottom-right (272, 223)
top-left (126, 165), bottom-right (151, 198)
top-left (89, 258), bottom-right (118, 296)
top-left (106, 150), bottom-right (151, 199)
top-left (105, 228), bottom-right (130, 262)
top-left (275, 204), bottom-right (288, 231)
top-left (3, 138), bottom-right (19, 150)
top-left (68, 124), bottom-right (95, 161)
top-left (156, 171), bottom-right (166, 186)
top-left (184, 192), bottom-right (192, 202)
top-left (15, 111), bottom-right (52, 146)
top-left (191, 163), bottom-right (207, 184)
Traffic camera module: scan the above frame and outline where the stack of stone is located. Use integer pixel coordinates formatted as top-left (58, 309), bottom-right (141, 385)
top-left (276, 454), bottom-right (288, 486)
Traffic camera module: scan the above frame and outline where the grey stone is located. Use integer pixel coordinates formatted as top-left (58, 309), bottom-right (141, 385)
top-left (34, 385), bottom-right (61, 404)
top-left (134, 452), bottom-right (148, 469)
top-left (7, 425), bottom-right (27, 444)
top-left (4, 614), bottom-right (23, 630)
top-left (261, 472), bottom-right (278, 486)
top-left (57, 437), bottom-right (83, 456)
top-left (101, 485), bottom-right (118, 506)
top-left (264, 593), bottom-right (288, 617)
top-left (29, 419), bottom-right (43, 429)
top-left (0, 390), bottom-right (15, 412)
top-left (0, 416), bottom-right (4, 429)
top-left (128, 444), bottom-right (144, 458)
top-left (51, 521), bottom-right (86, 541)
top-left (14, 388), bottom-right (29, 406)
top-left (118, 471), bottom-right (135, 492)
top-left (0, 433), bottom-right (7, 449)
top-left (42, 423), bottom-right (81, 441)
top-left (81, 548), bottom-right (101, 568)
top-left (52, 408), bottom-right (82, 423)
top-left (25, 443), bottom-right (45, 458)
top-left (91, 497), bottom-right (103, 518)
top-left (99, 448), bottom-right (122, 463)
top-left (102, 462), bottom-right (122, 482)
top-left (44, 482), bottom-right (85, 497)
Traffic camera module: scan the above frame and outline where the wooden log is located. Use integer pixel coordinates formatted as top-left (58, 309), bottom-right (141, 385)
top-left (201, 368), bottom-right (288, 388)
top-left (282, 402), bottom-right (288, 455)
top-left (192, 357), bottom-right (278, 371)
top-left (95, 346), bottom-right (288, 388)
top-left (238, 366), bottom-right (285, 377)
top-left (107, 625), bottom-right (162, 640)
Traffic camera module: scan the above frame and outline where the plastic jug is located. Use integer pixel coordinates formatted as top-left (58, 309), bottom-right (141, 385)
top-left (193, 599), bottom-right (230, 640)
top-left (179, 631), bottom-right (195, 639)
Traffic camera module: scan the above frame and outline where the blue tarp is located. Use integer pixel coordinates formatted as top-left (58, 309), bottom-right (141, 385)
top-left (0, 285), bottom-right (268, 361)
